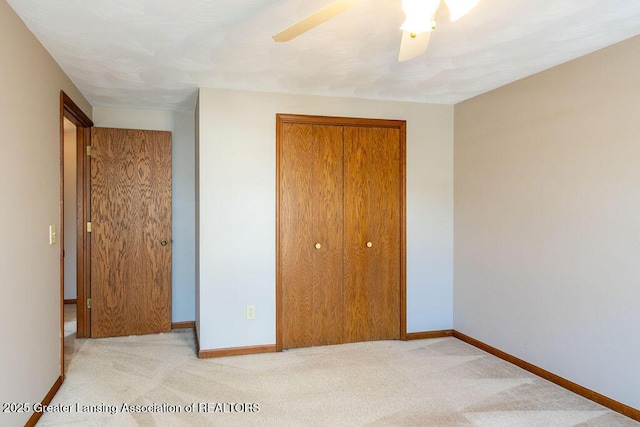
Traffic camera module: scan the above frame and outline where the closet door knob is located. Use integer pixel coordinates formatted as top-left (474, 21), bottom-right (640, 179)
top-left (315, 243), bottom-right (322, 250)
top-left (366, 241), bottom-right (373, 248)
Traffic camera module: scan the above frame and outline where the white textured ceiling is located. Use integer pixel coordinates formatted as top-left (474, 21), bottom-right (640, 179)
top-left (7, 0), bottom-right (640, 111)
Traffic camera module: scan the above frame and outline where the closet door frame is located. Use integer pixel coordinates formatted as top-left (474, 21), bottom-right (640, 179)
top-left (276, 114), bottom-right (407, 351)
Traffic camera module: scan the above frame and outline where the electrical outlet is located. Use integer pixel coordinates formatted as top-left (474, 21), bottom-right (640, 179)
top-left (246, 305), bottom-right (255, 320)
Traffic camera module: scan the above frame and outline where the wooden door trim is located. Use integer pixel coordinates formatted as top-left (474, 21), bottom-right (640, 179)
top-left (275, 115), bottom-right (283, 351)
top-left (60, 91), bottom-right (93, 380)
top-left (277, 113), bottom-right (406, 129)
top-left (275, 113), bottom-right (407, 350)
top-left (398, 122), bottom-right (407, 341)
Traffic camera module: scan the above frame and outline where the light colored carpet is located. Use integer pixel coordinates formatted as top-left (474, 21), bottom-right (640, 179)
top-left (41, 323), bottom-right (638, 426)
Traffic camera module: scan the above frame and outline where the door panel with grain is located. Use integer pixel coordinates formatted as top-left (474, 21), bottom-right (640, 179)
top-left (343, 126), bottom-right (401, 342)
top-left (277, 114), bottom-right (405, 350)
top-left (90, 128), bottom-right (172, 338)
top-left (280, 123), bottom-right (344, 348)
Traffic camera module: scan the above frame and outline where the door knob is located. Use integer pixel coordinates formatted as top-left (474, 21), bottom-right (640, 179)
top-left (315, 243), bottom-right (322, 250)
top-left (160, 239), bottom-right (168, 246)
top-left (366, 241), bottom-right (373, 248)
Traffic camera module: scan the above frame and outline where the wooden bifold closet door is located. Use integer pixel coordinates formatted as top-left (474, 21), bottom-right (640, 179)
top-left (277, 114), bottom-right (406, 350)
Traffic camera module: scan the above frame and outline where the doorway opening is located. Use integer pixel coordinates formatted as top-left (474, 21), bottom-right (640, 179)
top-left (63, 117), bottom-right (78, 365)
top-left (60, 91), bottom-right (92, 377)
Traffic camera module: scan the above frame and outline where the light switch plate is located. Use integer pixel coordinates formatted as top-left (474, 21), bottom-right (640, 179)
top-left (49, 225), bottom-right (56, 245)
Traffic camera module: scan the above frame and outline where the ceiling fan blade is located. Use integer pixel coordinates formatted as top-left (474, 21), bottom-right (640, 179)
top-left (273, 0), bottom-right (362, 42)
top-left (398, 30), bottom-right (431, 62)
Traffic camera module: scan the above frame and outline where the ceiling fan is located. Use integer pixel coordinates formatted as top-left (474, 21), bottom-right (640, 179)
top-left (273, 0), bottom-right (480, 62)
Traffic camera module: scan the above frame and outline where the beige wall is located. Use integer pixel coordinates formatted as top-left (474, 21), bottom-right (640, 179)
top-left (93, 106), bottom-right (173, 130)
top-left (0, 0), bottom-right (91, 425)
top-left (454, 35), bottom-right (640, 409)
top-left (197, 88), bottom-right (454, 350)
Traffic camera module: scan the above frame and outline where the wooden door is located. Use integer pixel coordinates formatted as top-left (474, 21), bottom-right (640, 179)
top-left (343, 126), bottom-right (401, 342)
top-left (277, 114), bottom-right (406, 351)
top-left (90, 128), bottom-right (172, 338)
top-left (279, 122), bottom-right (344, 349)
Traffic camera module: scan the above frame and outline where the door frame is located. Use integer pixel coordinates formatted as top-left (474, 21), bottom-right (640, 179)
top-left (60, 91), bottom-right (93, 377)
top-left (275, 114), bottom-right (407, 352)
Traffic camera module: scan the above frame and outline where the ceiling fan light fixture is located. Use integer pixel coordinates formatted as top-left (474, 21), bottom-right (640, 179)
top-left (444, 0), bottom-right (480, 21)
top-left (400, 0), bottom-right (440, 36)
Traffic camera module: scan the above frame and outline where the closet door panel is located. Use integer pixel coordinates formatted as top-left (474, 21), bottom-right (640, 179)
top-left (343, 126), bottom-right (401, 342)
top-left (310, 125), bottom-right (344, 346)
top-left (280, 123), bottom-right (344, 348)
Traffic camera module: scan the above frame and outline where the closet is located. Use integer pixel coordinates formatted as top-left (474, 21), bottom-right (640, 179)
top-left (276, 114), bottom-right (406, 350)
